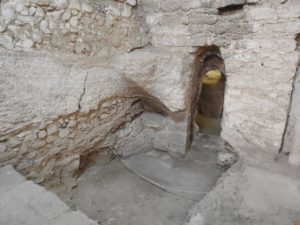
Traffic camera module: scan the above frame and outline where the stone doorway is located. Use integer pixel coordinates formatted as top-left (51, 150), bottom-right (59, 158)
top-left (193, 46), bottom-right (226, 136)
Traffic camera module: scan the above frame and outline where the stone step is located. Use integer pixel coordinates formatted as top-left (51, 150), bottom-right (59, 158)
top-left (0, 165), bottom-right (98, 225)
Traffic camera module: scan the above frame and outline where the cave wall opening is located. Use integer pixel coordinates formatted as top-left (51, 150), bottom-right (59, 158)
top-left (194, 46), bottom-right (226, 136)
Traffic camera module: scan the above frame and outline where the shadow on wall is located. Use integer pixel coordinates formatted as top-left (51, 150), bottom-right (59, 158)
top-left (192, 45), bottom-right (226, 136)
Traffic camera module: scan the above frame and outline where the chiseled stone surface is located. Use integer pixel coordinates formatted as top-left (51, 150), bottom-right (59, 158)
top-left (115, 49), bottom-right (193, 112)
top-left (0, 46), bottom-right (193, 182)
top-left (0, 165), bottom-right (98, 225)
top-left (139, 0), bottom-right (300, 156)
top-left (115, 112), bottom-right (189, 156)
top-left (0, 50), bottom-right (124, 136)
top-left (0, 0), bottom-right (300, 184)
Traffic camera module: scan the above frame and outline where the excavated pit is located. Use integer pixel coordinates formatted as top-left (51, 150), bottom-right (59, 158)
top-left (1, 0), bottom-right (300, 224)
top-left (50, 134), bottom-right (229, 225)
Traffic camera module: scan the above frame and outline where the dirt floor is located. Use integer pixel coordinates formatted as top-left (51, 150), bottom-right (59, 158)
top-left (51, 135), bottom-right (227, 225)
top-left (47, 133), bottom-right (300, 225)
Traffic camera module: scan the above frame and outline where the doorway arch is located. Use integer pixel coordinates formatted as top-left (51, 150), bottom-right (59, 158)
top-left (193, 46), bottom-right (226, 136)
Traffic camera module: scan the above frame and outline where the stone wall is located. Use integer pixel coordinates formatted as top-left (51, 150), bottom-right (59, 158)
top-left (138, 0), bottom-right (300, 159)
top-left (1, 96), bottom-right (142, 184)
top-left (0, 50), bottom-right (144, 183)
top-left (114, 111), bottom-right (189, 157)
top-left (221, 1), bottom-right (300, 157)
top-left (1, 0), bottom-right (300, 183)
top-left (0, 47), bottom-right (193, 183)
top-left (0, 0), bottom-right (148, 56)
top-left (113, 49), bottom-right (195, 155)
top-left (0, 0), bottom-right (151, 183)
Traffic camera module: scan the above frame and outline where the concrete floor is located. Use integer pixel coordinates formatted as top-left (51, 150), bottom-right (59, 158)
top-left (66, 135), bottom-right (226, 225)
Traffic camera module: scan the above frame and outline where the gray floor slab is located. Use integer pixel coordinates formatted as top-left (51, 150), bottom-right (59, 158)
top-left (0, 165), bottom-right (26, 193)
top-left (123, 148), bottom-right (225, 201)
top-left (0, 165), bottom-right (98, 225)
top-left (73, 158), bottom-right (196, 225)
top-left (70, 135), bottom-right (226, 225)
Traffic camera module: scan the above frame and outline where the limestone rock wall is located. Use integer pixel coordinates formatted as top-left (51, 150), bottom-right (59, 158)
top-left (138, 0), bottom-right (300, 157)
top-left (0, 0), bottom-right (151, 183)
top-left (1, 96), bottom-right (142, 184)
top-left (114, 49), bottom-right (194, 112)
top-left (113, 49), bottom-right (194, 156)
top-left (221, 1), bottom-right (300, 156)
top-left (0, 47), bottom-right (192, 183)
top-left (0, 50), bottom-right (128, 137)
top-left (114, 112), bottom-right (189, 157)
top-left (0, 50), bottom-right (144, 183)
top-left (0, 0), bottom-right (148, 55)
top-left (1, 0), bottom-right (300, 182)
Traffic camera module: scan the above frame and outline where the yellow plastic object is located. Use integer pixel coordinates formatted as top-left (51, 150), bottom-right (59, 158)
top-left (202, 69), bottom-right (222, 85)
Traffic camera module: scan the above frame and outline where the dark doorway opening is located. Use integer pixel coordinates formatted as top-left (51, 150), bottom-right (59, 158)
top-left (193, 46), bottom-right (226, 136)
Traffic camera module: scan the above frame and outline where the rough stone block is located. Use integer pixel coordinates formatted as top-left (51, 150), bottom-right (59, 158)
top-left (0, 181), bottom-right (65, 224)
top-left (0, 180), bottom-right (70, 220)
top-left (0, 51), bottom-right (85, 135)
top-left (114, 49), bottom-right (192, 112)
